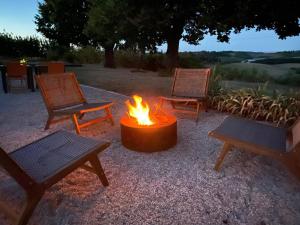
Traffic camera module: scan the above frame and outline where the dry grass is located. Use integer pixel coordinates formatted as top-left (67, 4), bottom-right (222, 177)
top-left (69, 65), bottom-right (172, 97)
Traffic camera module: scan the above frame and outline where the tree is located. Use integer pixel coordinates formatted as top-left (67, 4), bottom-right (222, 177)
top-left (85, 0), bottom-right (129, 67)
top-left (126, 0), bottom-right (300, 69)
top-left (35, 0), bottom-right (90, 48)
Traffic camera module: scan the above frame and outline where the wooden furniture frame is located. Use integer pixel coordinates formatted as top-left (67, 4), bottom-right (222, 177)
top-left (0, 130), bottom-right (110, 225)
top-left (158, 68), bottom-right (211, 122)
top-left (209, 116), bottom-right (300, 180)
top-left (6, 62), bottom-right (27, 91)
top-left (36, 72), bottom-right (114, 134)
top-left (47, 61), bottom-right (65, 74)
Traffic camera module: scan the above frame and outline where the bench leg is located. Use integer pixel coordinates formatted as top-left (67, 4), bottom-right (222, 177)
top-left (214, 143), bottom-right (232, 171)
top-left (89, 155), bottom-right (109, 187)
top-left (45, 115), bottom-right (54, 130)
top-left (18, 192), bottom-right (43, 225)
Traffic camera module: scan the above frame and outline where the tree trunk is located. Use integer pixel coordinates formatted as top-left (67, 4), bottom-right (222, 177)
top-left (166, 35), bottom-right (181, 70)
top-left (104, 45), bottom-right (115, 68)
top-left (138, 46), bottom-right (145, 71)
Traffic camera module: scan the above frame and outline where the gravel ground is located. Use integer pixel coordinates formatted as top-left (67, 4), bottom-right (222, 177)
top-left (0, 85), bottom-right (300, 225)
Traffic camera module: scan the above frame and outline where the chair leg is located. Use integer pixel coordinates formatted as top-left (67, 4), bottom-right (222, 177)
top-left (24, 78), bottom-right (27, 89)
top-left (45, 115), bottom-right (54, 130)
top-left (18, 192), bottom-right (43, 225)
top-left (214, 143), bottom-right (232, 171)
top-left (155, 98), bottom-right (164, 114)
top-left (79, 113), bottom-right (85, 120)
top-left (195, 102), bottom-right (201, 122)
top-left (171, 101), bottom-right (176, 109)
top-left (89, 155), bottom-right (109, 186)
top-left (72, 114), bottom-right (81, 134)
top-left (8, 79), bottom-right (11, 92)
top-left (204, 100), bottom-right (208, 112)
top-left (105, 107), bottom-right (114, 126)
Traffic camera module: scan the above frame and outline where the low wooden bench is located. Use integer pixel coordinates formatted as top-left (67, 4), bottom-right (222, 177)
top-left (209, 116), bottom-right (300, 180)
top-left (0, 130), bottom-right (110, 225)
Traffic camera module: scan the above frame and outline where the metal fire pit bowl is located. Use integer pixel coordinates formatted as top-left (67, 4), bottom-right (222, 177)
top-left (120, 114), bottom-right (177, 152)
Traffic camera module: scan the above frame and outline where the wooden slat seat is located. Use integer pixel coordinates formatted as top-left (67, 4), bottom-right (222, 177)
top-left (160, 96), bottom-right (207, 102)
top-left (210, 116), bottom-right (287, 152)
top-left (209, 116), bottom-right (300, 180)
top-left (0, 130), bottom-right (110, 225)
top-left (54, 102), bottom-right (113, 116)
top-left (10, 131), bottom-right (108, 183)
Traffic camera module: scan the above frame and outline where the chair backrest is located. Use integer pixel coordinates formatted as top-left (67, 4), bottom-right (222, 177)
top-left (171, 68), bottom-right (211, 98)
top-left (48, 62), bottom-right (65, 74)
top-left (6, 62), bottom-right (27, 78)
top-left (0, 147), bottom-right (36, 190)
top-left (35, 72), bottom-right (86, 111)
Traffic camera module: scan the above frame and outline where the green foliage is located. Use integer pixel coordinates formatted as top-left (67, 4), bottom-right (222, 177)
top-left (115, 51), bottom-right (140, 68)
top-left (35, 0), bottom-right (90, 47)
top-left (115, 51), bottom-right (166, 71)
top-left (276, 72), bottom-right (300, 86)
top-left (178, 53), bottom-right (205, 68)
top-left (290, 67), bottom-right (300, 74)
top-left (215, 65), bottom-right (273, 83)
top-left (72, 46), bottom-right (102, 64)
top-left (115, 51), bottom-right (211, 71)
top-left (208, 66), bottom-right (222, 96)
top-left (85, 0), bottom-right (126, 47)
top-left (0, 32), bottom-right (48, 57)
top-left (210, 87), bottom-right (300, 126)
top-left (253, 57), bottom-right (300, 64)
top-left (47, 46), bottom-right (102, 64)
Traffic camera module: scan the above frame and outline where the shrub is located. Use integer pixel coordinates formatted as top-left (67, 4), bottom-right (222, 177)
top-left (47, 46), bottom-right (102, 64)
top-left (73, 46), bottom-right (102, 64)
top-left (209, 87), bottom-right (300, 126)
top-left (178, 53), bottom-right (204, 68)
top-left (215, 65), bottom-right (273, 83)
top-left (208, 66), bottom-right (222, 96)
top-left (275, 72), bottom-right (300, 86)
top-left (253, 57), bottom-right (300, 64)
top-left (143, 53), bottom-right (166, 71)
top-left (0, 32), bottom-right (48, 57)
top-left (115, 51), bottom-right (140, 68)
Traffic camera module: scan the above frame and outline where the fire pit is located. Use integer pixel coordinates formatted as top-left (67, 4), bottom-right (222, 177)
top-left (121, 95), bottom-right (177, 152)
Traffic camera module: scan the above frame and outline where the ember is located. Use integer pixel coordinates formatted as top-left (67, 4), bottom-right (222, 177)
top-left (121, 95), bottom-right (177, 152)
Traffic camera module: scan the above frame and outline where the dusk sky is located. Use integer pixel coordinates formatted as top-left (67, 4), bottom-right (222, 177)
top-left (1, 0), bottom-right (300, 52)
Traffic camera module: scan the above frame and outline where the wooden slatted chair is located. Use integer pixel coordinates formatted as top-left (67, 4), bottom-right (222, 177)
top-left (209, 116), bottom-right (300, 180)
top-left (47, 61), bottom-right (65, 74)
top-left (0, 130), bottom-right (110, 225)
top-left (36, 72), bottom-right (114, 134)
top-left (158, 68), bottom-right (211, 122)
top-left (6, 62), bottom-right (27, 91)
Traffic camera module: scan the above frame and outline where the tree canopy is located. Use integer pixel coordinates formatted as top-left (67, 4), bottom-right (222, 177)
top-left (35, 0), bottom-right (300, 69)
top-left (35, 0), bottom-right (90, 47)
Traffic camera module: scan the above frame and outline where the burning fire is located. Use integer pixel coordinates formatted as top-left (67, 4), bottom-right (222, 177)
top-left (125, 95), bottom-right (154, 126)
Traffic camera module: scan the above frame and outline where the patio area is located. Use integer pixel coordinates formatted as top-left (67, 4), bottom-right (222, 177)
top-left (0, 84), bottom-right (299, 225)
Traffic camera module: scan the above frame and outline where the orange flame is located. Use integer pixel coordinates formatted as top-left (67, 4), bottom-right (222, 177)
top-left (125, 95), bottom-right (154, 125)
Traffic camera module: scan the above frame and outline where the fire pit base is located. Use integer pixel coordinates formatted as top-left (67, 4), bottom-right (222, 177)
top-left (120, 114), bottom-right (177, 152)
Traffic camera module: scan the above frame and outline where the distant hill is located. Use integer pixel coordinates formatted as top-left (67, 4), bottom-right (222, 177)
top-left (179, 50), bottom-right (300, 64)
